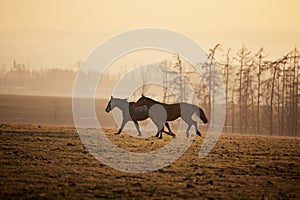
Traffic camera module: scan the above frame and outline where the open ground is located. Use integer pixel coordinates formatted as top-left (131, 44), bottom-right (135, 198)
top-left (0, 123), bottom-right (299, 199)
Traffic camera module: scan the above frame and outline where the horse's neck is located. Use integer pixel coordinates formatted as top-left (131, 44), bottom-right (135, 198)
top-left (114, 99), bottom-right (128, 110)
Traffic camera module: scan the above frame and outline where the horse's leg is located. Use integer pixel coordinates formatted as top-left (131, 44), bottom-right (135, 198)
top-left (194, 121), bottom-right (201, 137)
top-left (191, 119), bottom-right (201, 137)
top-left (159, 129), bottom-right (163, 139)
top-left (190, 118), bottom-right (201, 136)
top-left (182, 113), bottom-right (202, 137)
top-left (154, 124), bottom-right (161, 137)
top-left (154, 128), bottom-right (163, 138)
top-left (155, 131), bottom-right (159, 137)
top-left (156, 124), bottom-right (164, 139)
top-left (164, 122), bottom-right (176, 138)
top-left (133, 120), bottom-right (142, 136)
top-left (150, 116), bottom-right (163, 138)
top-left (182, 116), bottom-right (193, 138)
top-left (158, 121), bottom-right (166, 139)
top-left (188, 115), bottom-right (201, 136)
top-left (186, 123), bottom-right (192, 138)
top-left (161, 126), bottom-right (170, 134)
top-left (115, 120), bottom-right (127, 135)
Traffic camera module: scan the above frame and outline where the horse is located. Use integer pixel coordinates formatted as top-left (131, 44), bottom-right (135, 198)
top-left (135, 95), bottom-right (208, 138)
top-left (105, 96), bottom-right (175, 137)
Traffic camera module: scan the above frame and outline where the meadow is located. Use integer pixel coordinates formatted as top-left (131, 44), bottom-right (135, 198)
top-left (0, 94), bottom-right (299, 199)
top-left (0, 123), bottom-right (299, 199)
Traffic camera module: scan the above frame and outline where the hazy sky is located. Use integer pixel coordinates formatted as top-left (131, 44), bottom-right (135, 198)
top-left (1, 0), bottom-right (300, 31)
top-left (0, 0), bottom-right (299, 68)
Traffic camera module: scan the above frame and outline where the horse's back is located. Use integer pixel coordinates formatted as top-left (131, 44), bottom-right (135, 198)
top-left (180, 102), bottom-right (204, 117)
top-left (163, 103), bottom-right (181, 121)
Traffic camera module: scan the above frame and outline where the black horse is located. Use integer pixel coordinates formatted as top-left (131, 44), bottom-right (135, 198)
top-left (105, 96), bottom-right (175, 137)
top-left (135, 95), bottom-right (208, 138)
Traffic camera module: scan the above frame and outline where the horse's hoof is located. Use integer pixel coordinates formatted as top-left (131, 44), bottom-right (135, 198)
top-left (196, 131), bottom-right (201, 137)
top-left (114, 132), bottom-right (121, 135)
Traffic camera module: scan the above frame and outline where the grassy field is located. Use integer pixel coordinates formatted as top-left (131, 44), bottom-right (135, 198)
top-left (0, 123), bottom-right (299, 199)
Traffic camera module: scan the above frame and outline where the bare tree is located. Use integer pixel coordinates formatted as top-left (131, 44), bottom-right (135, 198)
top-left (256, 48), bottom-right (266, 135)
top-left (236, 46), bottom-right (251, 134)
top-left (159, 59), bottom-right (174, 102)
top-left (220, 48), bottom-right (233, 132)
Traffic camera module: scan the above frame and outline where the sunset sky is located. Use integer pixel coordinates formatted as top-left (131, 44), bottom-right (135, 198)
top-left (0, 0), bottom-right (299, 68)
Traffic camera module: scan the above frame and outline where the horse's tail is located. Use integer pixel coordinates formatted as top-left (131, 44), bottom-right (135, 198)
top-left (196, 106), bottom-right (208, 124)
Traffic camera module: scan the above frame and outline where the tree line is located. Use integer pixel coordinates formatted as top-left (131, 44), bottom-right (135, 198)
top-left (158, 46), bottom-right (299, 136)
top-left (217, 46), bottom-right (299, 136)
top-left (0, 61), bottom-right (77, 96)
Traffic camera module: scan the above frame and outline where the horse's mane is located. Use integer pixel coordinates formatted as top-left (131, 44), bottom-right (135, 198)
top-left (111, 97), bottom-right (129, 106)
top-left (113, 97), bottom-right (128, 102)
top-left (129, 102), bottom-right (136, 106)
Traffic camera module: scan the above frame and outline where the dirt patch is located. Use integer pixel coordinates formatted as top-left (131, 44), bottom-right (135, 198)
top-left (0, 123), bottom-right (299, 199)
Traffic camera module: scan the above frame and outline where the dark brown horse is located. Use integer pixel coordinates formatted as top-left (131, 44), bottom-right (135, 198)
top-left (135, 95), bottom-right (208, 138)
top-left (105, 96), bottom-right (175, 137)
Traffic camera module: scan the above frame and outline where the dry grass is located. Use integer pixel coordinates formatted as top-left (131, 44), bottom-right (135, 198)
top-left (0, 123), bottom-right (299, 199)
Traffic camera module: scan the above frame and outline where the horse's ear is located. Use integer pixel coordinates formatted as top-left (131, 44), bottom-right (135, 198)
top-left (141, 94), bottom-right (145, 97)
top-left (111, 96), bottom-right (113, 99)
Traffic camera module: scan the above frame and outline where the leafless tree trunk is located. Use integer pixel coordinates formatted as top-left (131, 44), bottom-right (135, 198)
top-left (223, 49), bottom-right (231, 132)
top-left (257, 48), bottom-right (263, 135)
top-left (237, 46), bottom-right (251, 134)
top-left (292, 48), bottom-right (298, 136)
top-left (141, 67), bottom-right (148, 95)
top-left (231, 79), bottom-right (236, 133)
top-left (208, 44), bottom-right (221, 116)
top-left (281, 62), bottom-right (286, 136)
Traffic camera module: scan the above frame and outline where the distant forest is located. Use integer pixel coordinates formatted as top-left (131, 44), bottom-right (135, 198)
top-left (204, 45), bottom-right (299, 137)
top-left (0, 45), bottom-right (299, 136)
top-left (0, 61), bottom-right (78, 96)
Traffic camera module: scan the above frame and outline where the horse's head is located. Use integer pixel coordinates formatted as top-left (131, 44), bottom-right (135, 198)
top-left (105, 96), bottom-right (113, 113)
top-left (135, 95), bottom-right (147, 108)
top-left (105, 96), bottom-right (129, 112)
